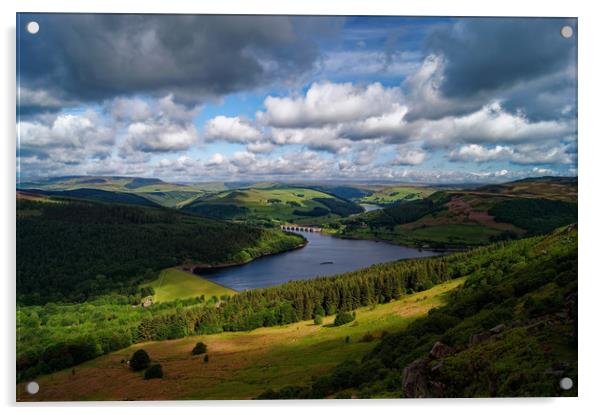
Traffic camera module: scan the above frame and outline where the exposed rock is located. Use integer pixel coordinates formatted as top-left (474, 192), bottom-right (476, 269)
top-left (469, 331), bottom-right (492, 347)
top-left (402, 356), bottom-right (449, 398)
top-left (429, 341), bottom-right (455, 359)
top-left (401, 357), bottom-right (431, 398)
top-left (430, 361), bottom-right (444, 373)
top-left (489, 324), bottom-right (506, 334)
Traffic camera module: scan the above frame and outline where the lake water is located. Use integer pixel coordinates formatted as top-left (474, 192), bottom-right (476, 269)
top-left (202, 231), bottom-right (439, 291)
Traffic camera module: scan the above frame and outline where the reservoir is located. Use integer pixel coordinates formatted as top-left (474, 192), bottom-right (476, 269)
top-left (202, 230), bottom-right (439, 291)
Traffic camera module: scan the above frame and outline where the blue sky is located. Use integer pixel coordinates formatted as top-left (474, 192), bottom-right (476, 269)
top-left (17, 14), bottom-right (577, 183)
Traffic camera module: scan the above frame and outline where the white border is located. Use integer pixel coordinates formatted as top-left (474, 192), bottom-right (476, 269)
top-left (2, 1), bottom-right (601, 414)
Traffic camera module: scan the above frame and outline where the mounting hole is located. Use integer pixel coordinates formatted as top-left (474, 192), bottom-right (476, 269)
top-left (560, 25), bottom-right (573, 39)
top-left (559, 377), bottom-right (573, 390)
top-left (26, 21), bottom-right (40, 34)
top-left (26, 381), bottom-right (39, 395)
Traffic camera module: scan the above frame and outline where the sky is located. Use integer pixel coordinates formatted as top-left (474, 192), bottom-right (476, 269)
top-left (16, 14), bottom-right (577, 184)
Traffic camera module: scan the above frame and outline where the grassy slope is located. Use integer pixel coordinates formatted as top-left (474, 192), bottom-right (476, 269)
top-left (142, 268), bottom-right (236, 303)
top-left (358, 186), bottom-right (435, 206)
top-left (339, 178), bottom-right (577, 248)
top-left (19, 176), bottom-right (207, 208)
top-left (262, 225), bottom-right (577, 399)
top-left (18, 278), bottom-right (465, 401)
top-left (182, 187), bottom-right (360, 224)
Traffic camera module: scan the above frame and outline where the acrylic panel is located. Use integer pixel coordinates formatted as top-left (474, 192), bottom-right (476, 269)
top-left (16, 13), bottom-right (577, 401)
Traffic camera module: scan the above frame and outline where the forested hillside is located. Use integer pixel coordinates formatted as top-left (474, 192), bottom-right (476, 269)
top-left (18, 224), bottom-right (576, 387)
top-left (16, 199), bottom-right (304, 305)
top-left (181, 186), bottom-right (363, 224)
top-left (260, 225), bottom-right (577, 398)
top-left (337, 178), bottom-right (577, 248)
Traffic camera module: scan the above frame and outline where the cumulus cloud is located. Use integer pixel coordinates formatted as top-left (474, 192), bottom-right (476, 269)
top-left (270, 126), bottom-right (353, 154)
top-left (19, 110), bottom-right (115, 161)
top-left (258, 81), bottom-right (403, 128)
top-left (407, 101), bottom-right (572, 148)
top-left (449, 144), bottom-right (513, 163)
top-left (204, 116), bottom-right (263, 143)
top-left (18, 14), bottom-right (336, 108)
top-left (449, 143), bottom-right (575, 165)
top-left (123, 122), bottom-right (198, 153)
top-left (394, 146), bottom-right (428, 165)
top-left (16, 15), bottom-right (577, 182)
top-left (120, 95), bottom-right (201, 153)
top-left (108, 97), bottom-right (151, 123)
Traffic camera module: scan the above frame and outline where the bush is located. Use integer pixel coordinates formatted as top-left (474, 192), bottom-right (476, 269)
top-left (129, 349), bottom-right (150, 371)
top-left (144, 364), bottom-right (163, 379)
top-left (314, 315), bottom-right (323, 325)
top-left (334, 311), bottom-right (355, 327)
top-left (192, 341), bottom-right (208, 355)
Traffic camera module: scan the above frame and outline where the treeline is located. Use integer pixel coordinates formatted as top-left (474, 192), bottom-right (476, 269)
top-left (17, 234), bottom-right (514, 382)
top-left (182, 203), bottom-right (250, 219)
top-left (489, 198), bottom-right (577, 235)
top-left (312, 197), bottom-right (364, 216)
top-left (17, 200), bottom-right (303, 305)
top-left (344, 192), bottom-right (450, 230)
top-left (259, 225), bottom-right (578, 398)
top-left (130, 240), bottom-right (520, 343)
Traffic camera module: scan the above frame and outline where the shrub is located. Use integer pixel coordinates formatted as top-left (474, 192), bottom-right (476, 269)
top-left (334, 311), bottom-right (355, 327)
top-left (360, 332), bottom-right (375, 342)
top-left (144, 364), bottom-right (163, 379)
top-left (192, 341), bottom-right (208, 355)
top-left (314, 315), bottom-right (323, 325)
top-left (129, 349), bottom-right (150, 371)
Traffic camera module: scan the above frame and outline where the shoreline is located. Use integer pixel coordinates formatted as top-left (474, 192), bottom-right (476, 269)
top-left (182, 237), bottom-right (309, 274)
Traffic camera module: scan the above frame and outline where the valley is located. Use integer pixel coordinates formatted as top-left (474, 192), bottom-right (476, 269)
top-left (16, 175), bottom-right (578, 400)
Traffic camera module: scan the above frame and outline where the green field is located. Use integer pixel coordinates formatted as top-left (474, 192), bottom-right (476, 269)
top-left (18, 278), bottom-right (465, 401)
top-left (142, 268), bottom-right (236, 303)
top-left (18, 176), bottom-right (208, 208)
top-left (182, 186), bottom-right (363, 224)
top-left (357, 186), bottom-right (435, 206)
top-left (338, 179), bottom-right (577, 248)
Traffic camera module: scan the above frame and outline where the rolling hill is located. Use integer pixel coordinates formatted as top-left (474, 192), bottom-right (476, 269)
top-left (16, 198), bottom-right (304, 305)
top-left (338, 177), bottom-right (577, 248)
top-left (355, 185), bottom-right (436, 206)
top-left (17, 225), bottom-right (577, 400)
top-left (18, 176), bottom-right (206, 208)
top-left (181, 186), bottom-right (364, 224)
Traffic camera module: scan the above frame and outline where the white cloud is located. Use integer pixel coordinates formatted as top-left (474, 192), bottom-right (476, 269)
top-left (532, 167), bottom-right (553, 174)
top-left (258, 81), bottom-right (402, 128)
top-left (204, 116), bottom-right (263, 143)
top-left (270, 126), bottom-right (353, 153)
top-left (449, 142), bottom-right (575, 165)
top-left (124, 122), bottom-right (198, 152)
top-left (394, 146), bottom-right (428, 165)
top-left (121, 95), bottom-right (201, 153)
top-left (449, 144), bottom-right (514, 163)
top-left (409, 101), bottom-right (572, 148)
top-left (110, 97), bottom-right (152, 122)
top-left (246, 141), bottom-right (275, 153)
top-left (19, 111), bottom-right (115, 161)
